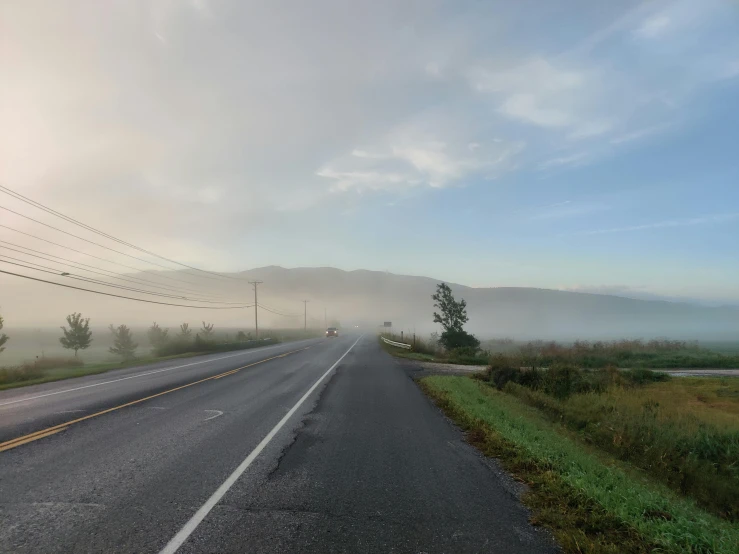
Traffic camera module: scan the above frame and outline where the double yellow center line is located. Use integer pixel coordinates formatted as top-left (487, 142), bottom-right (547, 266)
top-left (0, 345), bottom-right (311, 453)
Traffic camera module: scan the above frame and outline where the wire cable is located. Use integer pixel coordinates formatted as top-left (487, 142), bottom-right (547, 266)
top-left (257, 303), bottom-right (302, 317)
top-left (0, 240), bottom-right (239, 302)
top-left (0, 255), bottom-right (245, 304)
top-left (0, 222), bottom-right (225, 291)
top-left (0, 266), bottom-right (254, 309)
top-left (0, 204), bottom-right (223, 287)
top-left (0, 183), bottom-right (242, 280)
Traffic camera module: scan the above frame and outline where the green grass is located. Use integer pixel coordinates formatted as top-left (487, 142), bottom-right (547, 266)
top-left (421, 375), bottom-right (739, 554)
top-left (0, 335), bottom-right (302, 391)
top-left (504, 380), bottom-right (739, 520)
top-left (515, 340), bottom-right (739, 369)
top-left (0, 352), bottom-right (206, 391)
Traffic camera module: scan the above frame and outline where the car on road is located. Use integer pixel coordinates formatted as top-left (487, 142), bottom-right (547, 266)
top-left (326, 327), bottom-right (339, 337)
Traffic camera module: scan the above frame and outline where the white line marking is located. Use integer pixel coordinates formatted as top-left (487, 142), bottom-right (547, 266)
top-left (159, 335), bottom-right (363, 554)
top-left (203, 410), bottom-right (223, 421)
top-left (53, 410), bottom-right (86, 415)
top-left (0, 341), bottom-right (312, 408)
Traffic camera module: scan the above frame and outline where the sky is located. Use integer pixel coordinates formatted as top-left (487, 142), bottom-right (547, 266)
top-left (2, 0), bottom-right (739, 304)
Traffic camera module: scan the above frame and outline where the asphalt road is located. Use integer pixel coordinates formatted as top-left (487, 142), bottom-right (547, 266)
top-left (0, 334), bottom-right (556, 553)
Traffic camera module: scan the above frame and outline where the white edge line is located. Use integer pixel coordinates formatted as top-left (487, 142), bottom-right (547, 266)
top-left (0, 341), bottom-right (312, 408)
top-left (159, 335), bottom-right (363, 554)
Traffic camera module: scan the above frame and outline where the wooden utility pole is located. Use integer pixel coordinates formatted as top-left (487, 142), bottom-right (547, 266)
top-left (249, 281), bottom-right (263, 338)
top-left (302, 300), bottom-right (309, 331)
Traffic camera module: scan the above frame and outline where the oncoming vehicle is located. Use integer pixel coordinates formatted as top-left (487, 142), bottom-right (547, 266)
top-left (325, 327), bottom-right (338, 337)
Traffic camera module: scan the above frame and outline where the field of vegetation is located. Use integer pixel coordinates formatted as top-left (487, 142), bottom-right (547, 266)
top-left (421, 366), bottom-right (739, 553)
top-left (0, 326), bottom-right (321, 390)
top-left (386, 333), bottom-right (739, 369)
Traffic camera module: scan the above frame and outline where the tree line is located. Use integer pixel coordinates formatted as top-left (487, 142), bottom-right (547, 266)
top-left (0, 310), bottom-right (256, 363)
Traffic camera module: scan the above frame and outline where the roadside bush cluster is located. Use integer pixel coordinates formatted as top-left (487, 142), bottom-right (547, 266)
top-left (516, 339), bottom-right (739, 369)
top-left (487, 353), bottom-right (669, 399)
top-left (154, 336), bottom-right (279, 357)
top-left (0, 356), bottom-right (83, 386)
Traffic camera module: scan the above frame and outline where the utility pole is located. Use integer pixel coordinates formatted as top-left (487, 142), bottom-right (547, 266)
top-left (302, 300), bottom-right (309, 331)
top-left (249, 281), bottom-right (263, 338)
top-left (324, 306), bottom-right (327, 330)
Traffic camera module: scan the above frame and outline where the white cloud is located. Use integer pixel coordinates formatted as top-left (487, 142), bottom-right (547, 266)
top-left (635, 14), bottom-right (671, 38)
top-left (609, 124), bottom-right (669, 145)
top-left (540, 152), bottom-right (590, 169)
top-left (722, 60), bottom-right (739, 80)
top-left (471, 58), bottom-right (615, 139)
top-left (318, 129), bottom-right (525, 192)
top-left (499, 93), bottom-right (573, 128)
top-left (569, 120), bottom-right (613, 139)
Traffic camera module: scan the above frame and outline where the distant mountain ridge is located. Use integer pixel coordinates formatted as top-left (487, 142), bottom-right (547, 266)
top-left (230, 266), bottom-right (739, 340)
top-left (2, 264), bottom-right (738, 339)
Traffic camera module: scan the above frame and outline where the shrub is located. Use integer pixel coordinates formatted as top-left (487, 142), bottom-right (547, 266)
top-left (542, 364), bottom-right (584, 399)
top-left (0, 356), bottom-right (83, 386)
top-left (622, 368), bottom-right (671, 385)
top-left (439, 329), bottom-right (480, 350)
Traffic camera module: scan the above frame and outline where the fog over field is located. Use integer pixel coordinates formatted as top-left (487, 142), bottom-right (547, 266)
top-left (3, 265), bottom-right (739, 364)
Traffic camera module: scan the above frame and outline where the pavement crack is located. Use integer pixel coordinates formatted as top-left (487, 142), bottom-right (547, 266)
top-left (266, 365), bottom-right (345, 480)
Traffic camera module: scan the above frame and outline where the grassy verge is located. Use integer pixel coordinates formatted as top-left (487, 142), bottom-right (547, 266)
top-left (0, 352), bottom-right (207, 391)
top-left (504, 378), bottom-right (739, 519)
top-left (421, 376), bottom-right (739, 554)
top-left (0, 337), bottom-right (290, 391)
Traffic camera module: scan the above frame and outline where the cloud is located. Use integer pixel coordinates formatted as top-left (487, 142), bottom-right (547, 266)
top-left (471, 58), bottom-right (615, 141)
top-left (722, 60), bottom-right (739, 80)
top-left (540, 152), bottom-right (590, 169)
top-left (499, 94), bottom-right (572, 128)
top-left (609, 124), bottom-right (669, 145)
top-left (635, 14), bottom-right (671, 38)
top-left (582, 213), bottom-right (739, 235)
top-left (318, 126), bottom-right (525, 191)
top-left (2, 0), bottom-right (738, 274)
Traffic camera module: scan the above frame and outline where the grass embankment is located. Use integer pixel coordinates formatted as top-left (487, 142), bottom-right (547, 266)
top-left (421, 375), bottom-right (739, 553)
top-left (0, 337), bottom-right (284, 391)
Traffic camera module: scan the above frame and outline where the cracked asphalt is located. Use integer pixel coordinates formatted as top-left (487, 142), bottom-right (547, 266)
top-left (0, 334), bottom-right (557, 553)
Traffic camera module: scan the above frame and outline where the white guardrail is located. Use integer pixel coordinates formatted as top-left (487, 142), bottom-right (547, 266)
top-left (381, 336), bottom-right (412, 350)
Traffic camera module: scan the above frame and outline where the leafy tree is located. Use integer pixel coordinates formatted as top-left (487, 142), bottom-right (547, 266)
top-left (178, 323), bottom-right (192, 339)
top-left (147, 322), bottom-right (169, 349)
top-left (59, 312), bottom-right (93, 357)
top-left (109, 324), bottom-right (138, 361)
top-left (236, 330), bottom-right (249, 342)
top-left (432, 283), bottom-right (479, 351)
top-left (200, 322), bottom-right (215, 338)
top-left (0, 311), bottom-right (8, 354)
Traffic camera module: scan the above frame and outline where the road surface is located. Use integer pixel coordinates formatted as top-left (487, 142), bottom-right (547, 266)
top-left (0, 334), bottom-right (556, 553)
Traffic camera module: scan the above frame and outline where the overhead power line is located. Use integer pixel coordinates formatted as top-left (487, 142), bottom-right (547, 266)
top-left (0, 204), bottom-right (222, 286)
top-left (257, 303), bottom-right (301, 317)
top-left (0, 256), bottom-right (244, 304)
top-left (0, 240), bottom-right (238, 302)
top-left (0, 222), bottom-right (222, 291)
top-left (0, 183), bottom-right (241, 281)
top-left (0, 268), bottom-right (254, 309)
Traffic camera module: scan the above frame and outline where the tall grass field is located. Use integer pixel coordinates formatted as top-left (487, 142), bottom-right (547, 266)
top-left (421, 370), bottom-right (739, 553)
